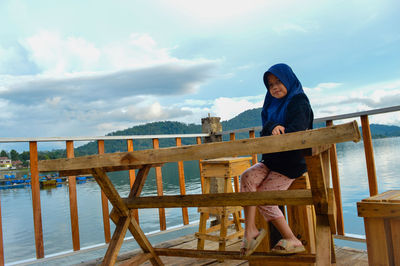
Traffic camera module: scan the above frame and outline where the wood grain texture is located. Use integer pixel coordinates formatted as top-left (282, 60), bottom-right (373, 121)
top-left (152, 138), bottom-right (166, 231)
top-left (361, 115), bottom-right (378, 196)
top-left (154, 248), bottom-right (316, 263)
top-left (326, 120), bottom-right (344, 235)
top-left (102, 216), bottom-right (130, 266)
top-left (29, 141), bottom-right (44, 258)
top-left (176, 137), bottom-right (189, 225)
top-left (248, 130), bottom-right (258, 165)
top-left (66, 141), bottom-right (80, 251)
top-left (38, 121), bottom-right (361, 173)
top-left (97, 140), bottom-right (111, 243)
top-left (124, 190), bottom-right (313, 208)
top-left (305, 154), bottom-right (329, 214)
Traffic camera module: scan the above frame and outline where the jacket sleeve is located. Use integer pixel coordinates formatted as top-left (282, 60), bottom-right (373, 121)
top-left (260, 120), bottom-right (280, 136)
top-left (284, 94), bottom-right (313, 133)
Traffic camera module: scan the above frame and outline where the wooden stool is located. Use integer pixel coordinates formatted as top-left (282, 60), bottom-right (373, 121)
top-left (357, 190), bottom-right (400, 266)
top-left (250, 173), bottom-right (317, 266)
top-left (196, 157), bottom-right (251, 252)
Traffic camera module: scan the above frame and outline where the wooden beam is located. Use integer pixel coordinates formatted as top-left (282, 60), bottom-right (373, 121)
top-left (127, 139), bottom-right (139, 223)
top-left (29, 141), bottom-right (44, 259)
top-left (123, 190), bottom-right (313, 209)
top-left (66, 140), bottom-right (80, 251)
top-left (305, 154), bottom-right (329, 214)
top-left (119, 253), bottom-right (153, 266)
top-left (98, 140), bottom-right (111, 243)
top-left (102, 216), bottom-right (130, 266)
top-left (176, 137), bottom-right (189, 225)
top-left (357, 202), bottom-right (400, 218)
top-left (361, 115), bottom-right (378, 196)
top-left (326, 120), bottom-right (345, 235)
top-left (108, 212), bottom-right (164, 265)
top-left (38, 121), bottom-right (361, 173)
top-left (152, 138), bottom-right (166, 231)
top-left (154, 248), bottom-right (316, 263)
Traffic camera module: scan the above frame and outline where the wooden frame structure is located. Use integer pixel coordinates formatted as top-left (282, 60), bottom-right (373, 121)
top-left (37, 121), bottom-right (361, 265)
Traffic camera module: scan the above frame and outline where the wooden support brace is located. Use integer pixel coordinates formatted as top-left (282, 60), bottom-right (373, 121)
top-left (102, 216), bottom-right (130, 266)
top-left (154, 248), bottom-right (316, 263)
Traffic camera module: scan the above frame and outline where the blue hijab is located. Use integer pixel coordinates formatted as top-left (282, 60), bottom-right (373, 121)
top-left (261, 64), bottom-right (305, 126)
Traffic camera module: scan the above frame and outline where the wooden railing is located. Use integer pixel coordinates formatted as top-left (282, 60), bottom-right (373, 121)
top-left (0, 105), bottom-right (399, 264)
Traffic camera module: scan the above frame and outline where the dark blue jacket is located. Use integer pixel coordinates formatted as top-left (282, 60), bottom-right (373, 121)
top-left (260, 93), bottom-right (313, 178)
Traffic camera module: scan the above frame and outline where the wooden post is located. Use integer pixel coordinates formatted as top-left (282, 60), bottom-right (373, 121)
top-left (127, 139), bottom-right (139, 223)
top-left (249, 130), bottom-right (258, 165)
top-left (326, 120), bottom-right (344, 235)
top-left (360, 115), bottom-right (378, 196)
top-left (66, 141), bottom-right (80, 251)
top-left (152, 138), bottom-right (166, 231)
top-left (196, 137), bottom-right (205, 193)
top-left (29, 141), bottom-right (44, 258)
top-left (176, 137), bottom-right (189, 225)
top-left (97, 140), bottom-right (111, 243)
top-left (0, 198), bottom-right (4, 266)
top-left (229, 133), bottom-right (240, 194)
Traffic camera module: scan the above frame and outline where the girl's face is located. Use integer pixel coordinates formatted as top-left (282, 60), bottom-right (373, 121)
top-left (267, 74), bottom-right (287, 99)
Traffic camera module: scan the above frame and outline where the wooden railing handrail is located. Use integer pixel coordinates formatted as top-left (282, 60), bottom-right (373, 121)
top-left (37, 121), bottom-right (361, 173)
top-left (221, 105), bottom-right (400, 135)
top-left (0, 133), bottom-right (209, 143)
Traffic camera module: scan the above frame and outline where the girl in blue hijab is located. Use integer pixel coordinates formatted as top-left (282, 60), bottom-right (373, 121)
top-left (240, 64), bottom-right (313, 256)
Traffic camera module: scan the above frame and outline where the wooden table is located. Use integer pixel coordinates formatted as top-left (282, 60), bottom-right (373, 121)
top-left (357, 190), bottom-right (400, 266)
top-left (37, 121), bottom-right (361, 266)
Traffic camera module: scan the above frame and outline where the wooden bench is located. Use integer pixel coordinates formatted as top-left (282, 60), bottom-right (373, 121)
top-left (37, 121), bottom-right (360, 266)
top-left (357, 190), bottom-right (400, 265)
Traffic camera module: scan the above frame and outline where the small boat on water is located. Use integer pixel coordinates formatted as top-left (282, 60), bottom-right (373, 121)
top-left (40, 179), bottom-right (57, 187)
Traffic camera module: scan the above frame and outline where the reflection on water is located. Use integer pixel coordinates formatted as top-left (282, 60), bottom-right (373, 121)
top-left (1, 138), bottom-right (400, 263)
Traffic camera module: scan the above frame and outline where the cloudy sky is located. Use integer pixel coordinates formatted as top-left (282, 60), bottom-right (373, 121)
top-left (1, 0), bottom-right (400, 145)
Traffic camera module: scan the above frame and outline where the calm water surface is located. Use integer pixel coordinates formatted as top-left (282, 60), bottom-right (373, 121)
top-left (1, 137), bottom-right (399, 263)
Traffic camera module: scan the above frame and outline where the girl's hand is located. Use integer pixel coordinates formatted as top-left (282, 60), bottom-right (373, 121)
top-left (272, 125), bottom-right (285, 135)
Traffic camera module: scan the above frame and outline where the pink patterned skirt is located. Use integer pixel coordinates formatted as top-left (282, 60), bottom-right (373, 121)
top-left (240, 162), bottom-right (295, 222)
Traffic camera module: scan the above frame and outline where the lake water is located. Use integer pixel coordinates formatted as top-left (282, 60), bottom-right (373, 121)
top-left (1, 137), bottom-right (400, 264)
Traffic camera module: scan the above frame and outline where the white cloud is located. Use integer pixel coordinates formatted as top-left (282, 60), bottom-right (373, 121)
top-left (211, 95), bottom-right (264, 121)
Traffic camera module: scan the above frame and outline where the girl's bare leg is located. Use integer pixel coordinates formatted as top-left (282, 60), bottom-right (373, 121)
top-left (271, 217), bottom-right (302, 247)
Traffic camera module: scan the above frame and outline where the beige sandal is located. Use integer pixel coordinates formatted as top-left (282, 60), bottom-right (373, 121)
top-left (240, 229), bottom-right (267, 256)
top-left (271, 239), bottom-right (306, 254)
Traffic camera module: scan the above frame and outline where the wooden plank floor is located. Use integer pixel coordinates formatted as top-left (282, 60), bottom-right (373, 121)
top-left (82, 236), bottom-right (367, 265)
top-left (79, 229), bottom-right (368, 265)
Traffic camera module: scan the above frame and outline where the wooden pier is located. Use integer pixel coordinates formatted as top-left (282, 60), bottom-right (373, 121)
top-left (1, 105), bottom-right (400, 265)
top-left (78, 229), bottom-right (368, 266)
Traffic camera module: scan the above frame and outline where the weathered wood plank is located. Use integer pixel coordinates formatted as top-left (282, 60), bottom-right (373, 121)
top-left (364, 217), bottom-right (390, 266)
top-left (38, 121), bottom-right (361, 173)
top-left (176, 137), bottom-right (189, 225)
top-left (58, 163), bottom-right (163, 176)
top-left (153, 138), bottom-right (166, 231)
top-left (305, 154), bottom-right (329, 214)
top-left (124, 190), bottom-right (313, 209)
top-left (361, 115), bottom-right (378, 196)
top-left (154, 248), bottom-right (316, 263)
top-left (97, 140), bottom-right (111, 243)
top-left (126, 139), bottom-right (139, 223)
top-left (118, 253), bottom-right (153, 266)
top-left (357, 202), bottom-right (400, 218)
top-left (102, 216), bottom-right (130, 266)
top-left (66, 141), bottom-right (81, 251)
top-left (326, 120), bottom-right (345, 235)
top-left (29, 141), bottom-right (44, 259)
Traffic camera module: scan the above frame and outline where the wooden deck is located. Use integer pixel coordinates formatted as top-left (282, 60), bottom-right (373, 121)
top-left (78, 230), bottom-right (368, 266)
